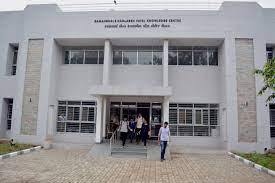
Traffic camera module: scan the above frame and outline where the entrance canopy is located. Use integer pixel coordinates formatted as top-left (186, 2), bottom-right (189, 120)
top-left (89, 85), bottom-right (172, 96)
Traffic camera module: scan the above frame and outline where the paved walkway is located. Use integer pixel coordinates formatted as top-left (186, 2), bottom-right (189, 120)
top-left (0, 149), bottom-right (274, 183)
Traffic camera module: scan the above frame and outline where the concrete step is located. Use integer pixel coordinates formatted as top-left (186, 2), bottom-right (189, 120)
top-left (111, 146), bottom-right (147, 157)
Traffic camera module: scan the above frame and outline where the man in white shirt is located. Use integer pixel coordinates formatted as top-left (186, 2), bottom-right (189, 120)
top-left (158, 122), bottom-right (170, 161)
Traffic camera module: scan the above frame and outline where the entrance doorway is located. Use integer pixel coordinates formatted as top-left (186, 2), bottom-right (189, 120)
top-left (108, 102), bottom-right (162, 138)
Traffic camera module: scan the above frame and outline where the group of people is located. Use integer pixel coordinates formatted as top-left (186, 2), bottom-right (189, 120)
top-left (119, 113), bottom-right (150, 148)
top-left (118, 113), bottom-right (170, 161)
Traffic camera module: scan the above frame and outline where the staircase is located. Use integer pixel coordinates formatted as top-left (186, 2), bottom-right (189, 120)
top-left (111, 144), bottom-right (147, 158)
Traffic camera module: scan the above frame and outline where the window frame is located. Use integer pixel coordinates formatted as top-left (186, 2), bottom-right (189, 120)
top-left (11, 48), bottom-right (18, 75)
top-left (168, 46), bottom-right (219, 66)
top-left (64, 49), bottom-right (104, 65)
top-left (57, 101), bottom-right (97, 133)
top-left (169, 103), bottom-right (219, 137)
top-left (270, 104), bottom-right (275, 138)
top-left (112, 46), bottom-right (163, 65)
top-left (6, 99), bottom-right (13, 130)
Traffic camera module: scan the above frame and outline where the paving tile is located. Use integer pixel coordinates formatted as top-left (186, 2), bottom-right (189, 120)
top-left (0, 149), bottom-right (274, 183)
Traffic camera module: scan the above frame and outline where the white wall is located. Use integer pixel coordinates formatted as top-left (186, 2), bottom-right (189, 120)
top-left (169, 66), bottom-right (221, 103)
top-left (0, 2), bottom-right (275, 150)
top-left (57, 65), bottom-right (103, 100)
top-left (111, 65), bottom-right (162, 86)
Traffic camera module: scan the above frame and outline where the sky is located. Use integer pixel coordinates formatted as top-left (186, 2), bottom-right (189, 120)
top-left (1, 0), bottom-right (275, 11)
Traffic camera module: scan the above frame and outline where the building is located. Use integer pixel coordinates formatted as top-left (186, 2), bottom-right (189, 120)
top-left (0, 1), bottom-right (274, 153)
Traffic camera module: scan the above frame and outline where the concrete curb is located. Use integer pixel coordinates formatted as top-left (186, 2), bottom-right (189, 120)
top-left (0, 146), bottom-right (42, 160)
top-left (228, 152), bottom-right (275, 177)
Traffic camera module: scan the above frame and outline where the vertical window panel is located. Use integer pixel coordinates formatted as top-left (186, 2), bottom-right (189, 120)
top-left (123, 51), bottom-right (137, 64)
top-left (70, 50), bottom-right (84, 64)
top-left (186, 109), bottom-right (193, 124)
top-left (113, 50), bottom-right (122, 64)
top-left (169, 125), bottom-right (177, 136)
top-left (168, 51), bottom-right (177, 65)
top-left (210, 109), bottom-right (218, 125)
top-left (178, 51), bottom-right (192, 65)
top-left (138, 51), bottom-right (152, 65)
top-left (194, 51), bottom-right (207, 65)
top-left (208, 50), bottom-right (218, 66)
top-left (85, 51), bottom-right (98, 64)
top-left (169, 108), bottom-right (178, 124)
top-left (203, 109), bottom-right (209, 125)
top-left (99, 50), bottom-right (104, 64)
top-left (153, 51), bottom-right (162, 65)
top-left (64, 51), bottom-right (70, 64)
top-left (178, 109), bottom-right (186, 124)
top-left (195, 110), bottom-right (202, 124)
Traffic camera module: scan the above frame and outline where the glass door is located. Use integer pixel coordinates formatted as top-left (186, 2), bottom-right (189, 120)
top-left (151, 103), bottom-right (162, 137)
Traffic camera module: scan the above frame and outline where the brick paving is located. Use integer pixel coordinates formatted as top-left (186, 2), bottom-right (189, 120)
top-left (0, 149), bottom-right (274, 183)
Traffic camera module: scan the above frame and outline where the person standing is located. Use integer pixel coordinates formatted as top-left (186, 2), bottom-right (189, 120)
top-left (129, 118), bottom-right (136, 143)
top-left (119, 118), bottom-right (129, 147)
top-left (158, 122), bottom-right (170, 161)
top-left (141, 119), bottom-right (150, 148)
top-left (135, 113), bottom-right (143, 144)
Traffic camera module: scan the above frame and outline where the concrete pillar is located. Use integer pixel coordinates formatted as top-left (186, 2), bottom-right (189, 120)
top-left (163, 40), bottom-right (169, 88)
top-left (102, 97), bottom-right (107, 138)
top-left (103, 40), bottom-right (112, 86)
top-left (96, 96), bottom-right (103, 143)
top-left (44, 105), bottom-right (54, 149)
top-left (223, 33), bottom-right (239, 151)
top-left (163, 96), bottom-right (170, 124)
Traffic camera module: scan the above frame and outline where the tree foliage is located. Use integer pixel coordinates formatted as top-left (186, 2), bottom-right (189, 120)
top-left (254, 58), bottom-right (275, 102)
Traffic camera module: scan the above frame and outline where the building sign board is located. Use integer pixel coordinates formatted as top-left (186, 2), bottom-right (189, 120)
top-left (93, 18), bottom-right (182, 29)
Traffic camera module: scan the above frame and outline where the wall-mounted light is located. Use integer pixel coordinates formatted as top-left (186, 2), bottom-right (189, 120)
top-left (29, 98), bottom-right (32, 103)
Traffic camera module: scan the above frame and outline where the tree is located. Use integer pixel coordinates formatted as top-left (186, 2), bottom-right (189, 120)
top-left (254, 58), bottom-right (275, 102)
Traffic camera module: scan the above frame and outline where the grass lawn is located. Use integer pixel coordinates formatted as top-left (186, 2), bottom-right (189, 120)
top-left (0, 143), bottom-right (34, 155)
top-left (236, 152), bottom-right (275, 171)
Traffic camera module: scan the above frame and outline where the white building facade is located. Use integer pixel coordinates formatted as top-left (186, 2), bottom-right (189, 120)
top-left (0, 1), bottom-right (275, 153)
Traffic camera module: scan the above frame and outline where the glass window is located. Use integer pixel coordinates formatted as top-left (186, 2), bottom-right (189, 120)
top-left (178, 51), bottom-right (192, 65)
top-left (186, 109), bottom-right (193, 124)
top-left (203, 110), bottom-right (209, 125)
top-left (113, 50), bottom-right (122, 64)
top-left (169, 108), bottom-right (178, 124)
top-left (123, 51), bottom-right (137, 64)
top-left (194, 51), bottom-right (207, 65)
top-left (70, 50), bottom-right (84, 64)
top-left (168, 51), bottom-right (177, 65)
top-left (209, 50), bottom-right (218, 65)
top-left (153, 51), bottom-right (162, 65)
top-left (64, 51), bottom-right (70, 64)
top-left (99, 50), bottom-right (104, 64)
top-left (195, 110), bottom-right (202, 124)
top-left (210, 109), bottom-right (218, 125)
top-left (169, 103), bottom-right (218, 136)
top-left (6, 99), bottom-right (13, 130)
top-left (85, 51), bottom-right (98, 64)
top-left (138, 51), bottom-right (152, 65)
top-left (178, 109), bottom-right (186, 124)
top-left (266, 47), bottom-right (273, 60)
top-left (57, 100), bottom-right (96, 133)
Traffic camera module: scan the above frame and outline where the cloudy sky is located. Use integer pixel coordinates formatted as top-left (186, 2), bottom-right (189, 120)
top-left (1, 0), bottom-right (275, 11)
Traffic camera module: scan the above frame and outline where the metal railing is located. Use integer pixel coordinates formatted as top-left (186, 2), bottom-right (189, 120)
top-left (109, 127), bottom-right (119, 155)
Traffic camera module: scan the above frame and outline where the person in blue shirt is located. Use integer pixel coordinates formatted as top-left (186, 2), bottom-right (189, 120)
top-left (129, 118), bottom-right (136, 143)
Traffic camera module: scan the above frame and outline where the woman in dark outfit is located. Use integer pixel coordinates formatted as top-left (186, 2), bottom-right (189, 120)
top-left (141, 120), bottom-right (150, 148)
